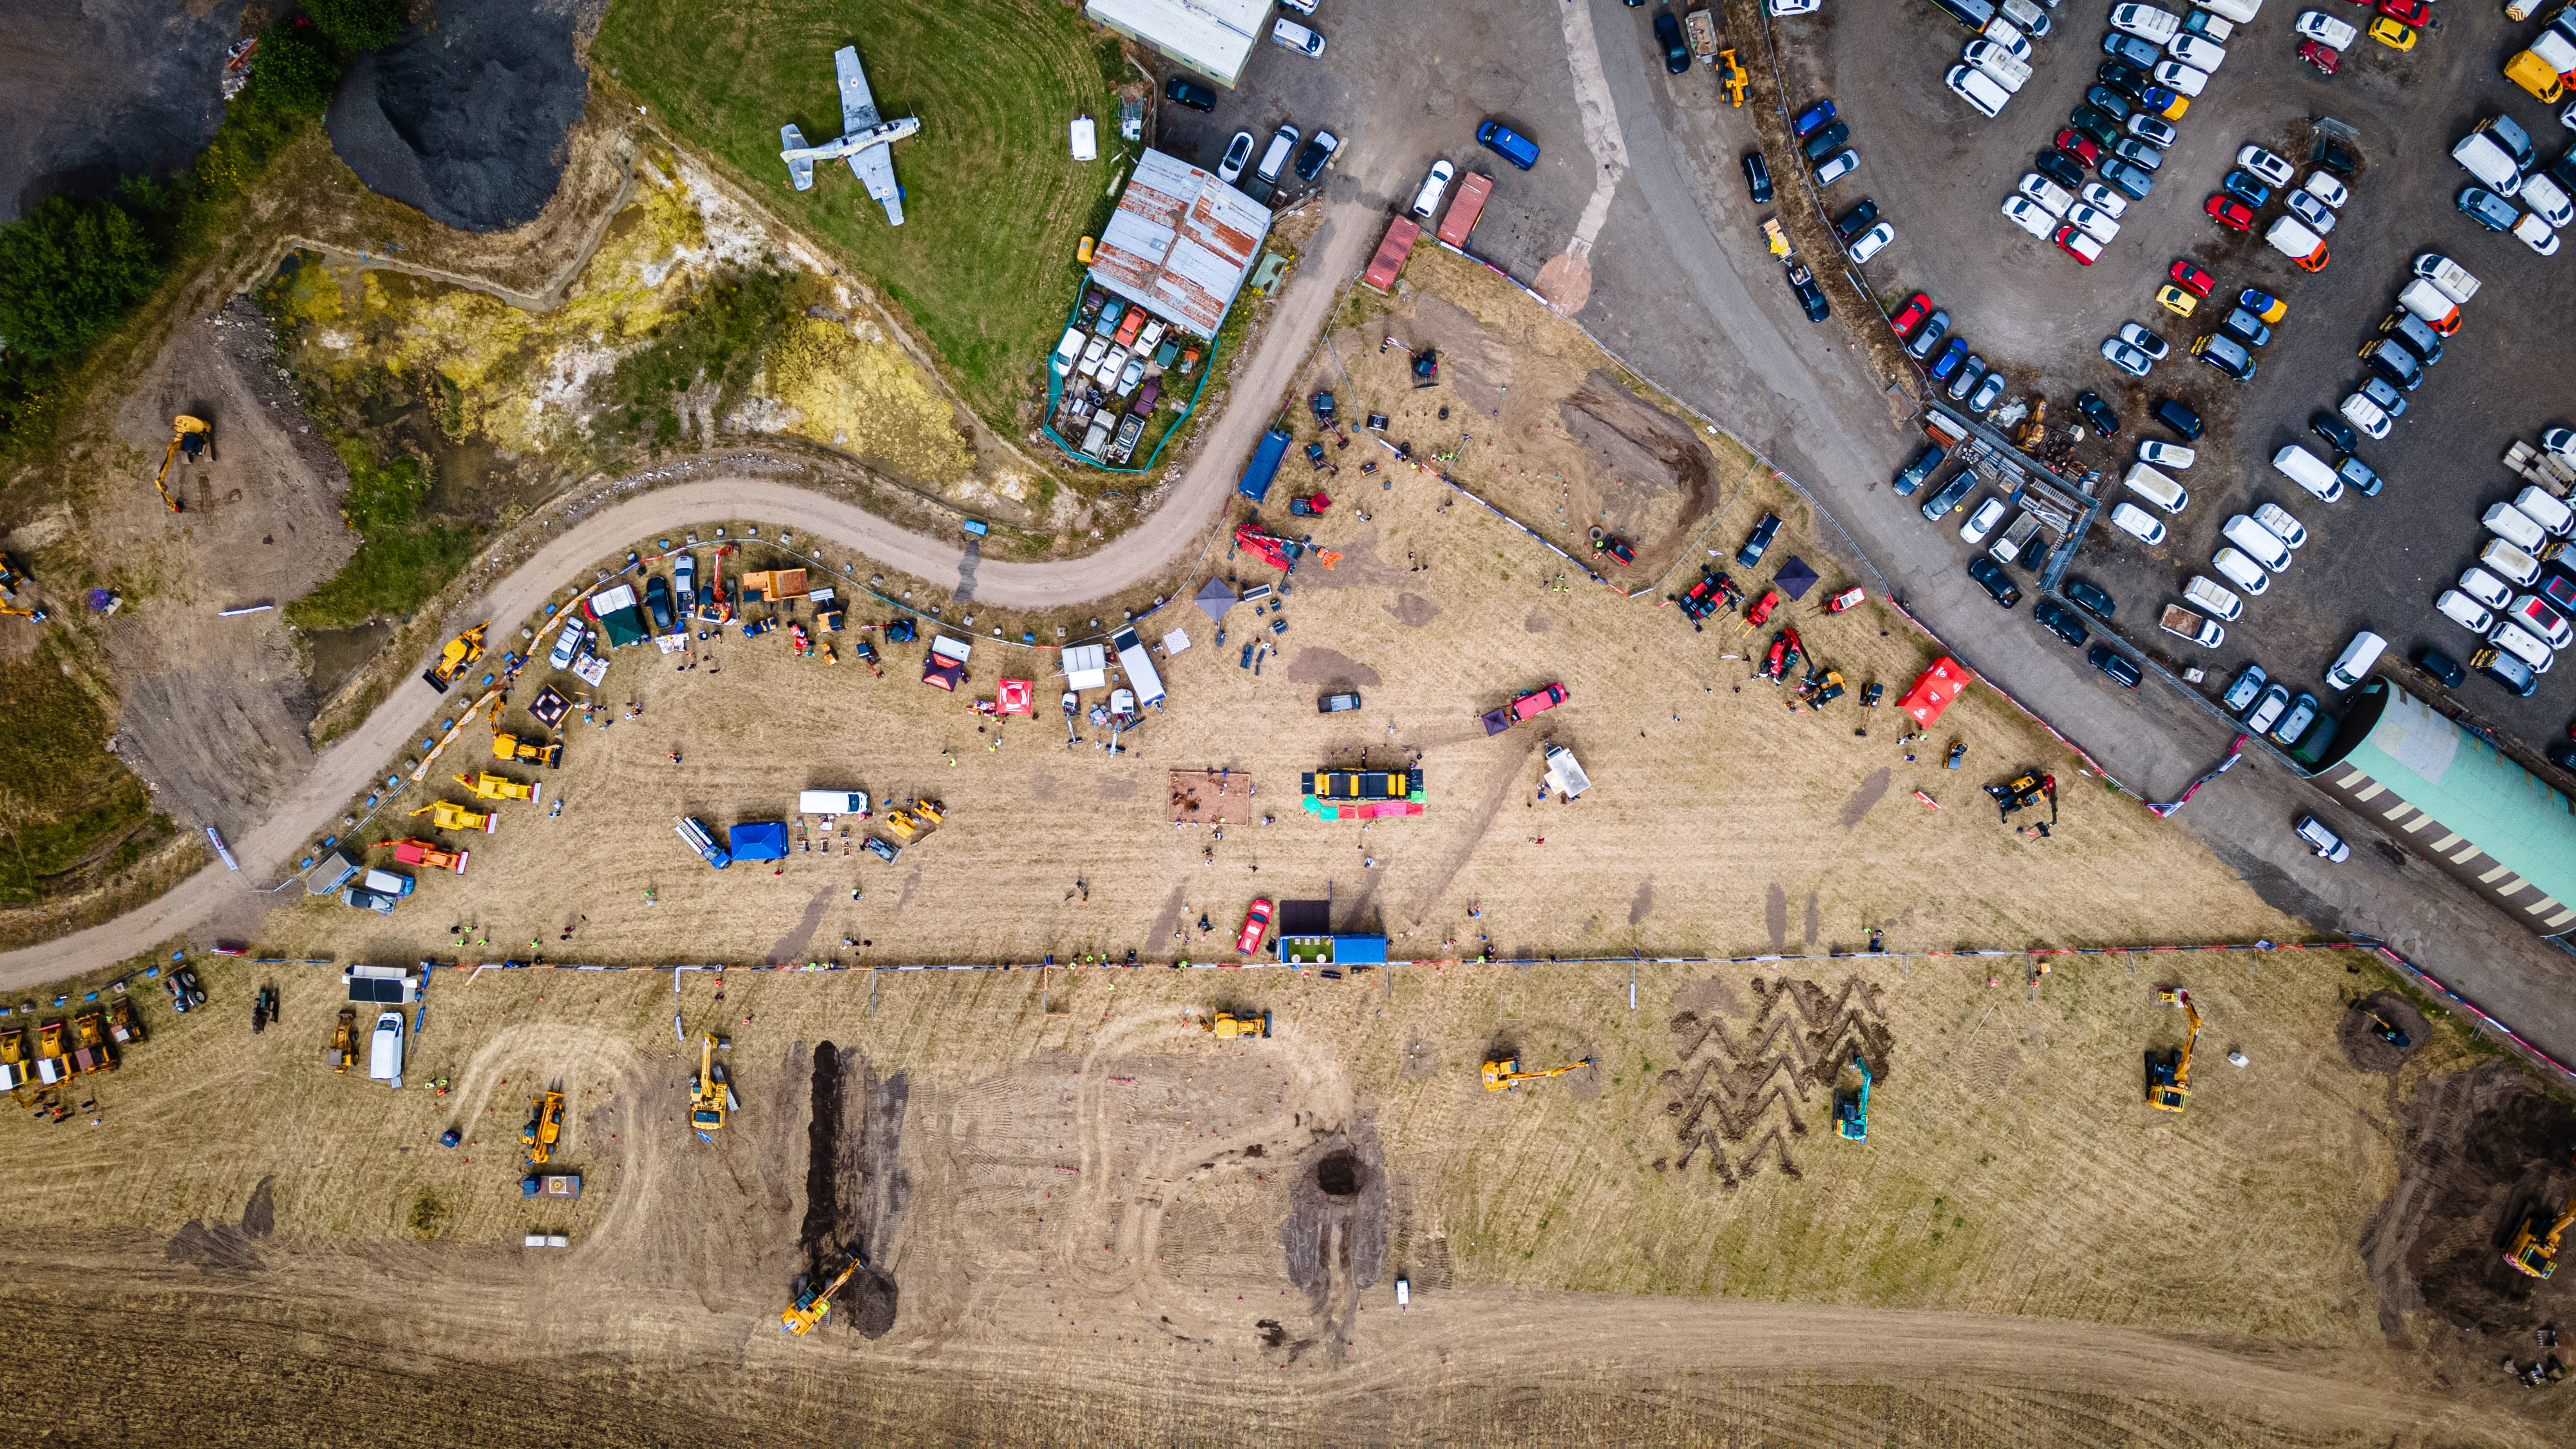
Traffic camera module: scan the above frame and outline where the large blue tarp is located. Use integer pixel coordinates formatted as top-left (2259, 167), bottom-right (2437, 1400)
top-left (1331, 934), bottom-right (1388, 964)
top-left (729, 821), bottom-right (788, 861)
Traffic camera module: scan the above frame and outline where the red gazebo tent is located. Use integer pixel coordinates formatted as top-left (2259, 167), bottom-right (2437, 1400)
top-left (997, 678), bottom-right (1033, 714)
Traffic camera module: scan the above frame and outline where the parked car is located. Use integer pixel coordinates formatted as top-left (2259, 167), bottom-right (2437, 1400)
top-left (1834, 201), bottom-right (1880, 245)
top-left (2081, 182), bottom-right (2132, 218)
top-left (2153, 398), bottom-right (2202, 439)
top-left (645, 574), bottom-right (676, 632)
top-left (2439, 589), bottom-right (2502, 634)
top-left (2284, 189), bottom-right (2337, 233)
top-left (2303, 170), bottom-right (2350, 209)
top-left (2242, 288), bottom-right (2287, 323)
top-left (1217, 130), bottom-right (1255, 184)
top-left (1786, 263), bottom-right (1830, 322)
top-left (2252, 502), bottom-right (2307, 549)
top-left (1968, 557), bottom-right (2022, 608)
top-left (2239, 146), bottom-right (2295, 187)
top-left (2112, 138), bottom-right (2166, 173)
top-left (2205, 194), bottom-right (2255, 231)
top-left (2243, 681), bottom-right (2293, 734)
top-left (1271, 19), bottom-right (1327, 57)
top-left (1921, 472), bottom-right (1978, 522)
top-left (2295, 815), bottom-right (2353, 863)
top-left (1654, 10), bottom-right (1690, 72)
top-left (1737, 512), bottom-right (1782, 567)
top-left (1894, 444), bottom-right (1946, 497)
top-left (549, 620), bottom-right (589, 671)
top-left (2034, 599), bottom-right (2090, 647)
top-left (2473, 645), bottom-right (2539, 697)
top-left (2338, 390), bottom-right (2392, 440)
top-left (2416, 649), bottom-right (2465, 688)
top-left (2068, 203), bottom-right (2122, 243)
top-left (2117, 321), bottom-right (2170, 360)
top-left (2360, 337), bottom-right (2421, 390)
top-left (2155, 283), bottom-right (2198, 316)
top-left (2018, 173), bottom-right (2076, 214)
top-left (1946, 354), bottom-right (1988, 402)
top-left (2067, 580), bottom-right (2117, 616)
top-left (2272, 692), bottom-right (2320, 744)
top-left (2033, 149), bottom-right (2088, 191)
top-left (1960, 495), bottom-right (2009, 544)
top-left (2508, 594), bottom-right (2575, 649)
top-left (1846, 221), bottom-right (1895, 263)
top-left (1163, 76), bottom-right (1218, 112)
top-left (2076, 392), bottom-right (2119, 436)
top-left (2459, 566), bottom-right (2515, 611)
top-left (1476, 120), bottom-right (1541, 170)
top-left (1793, 100), bottom-right (1839, 137)
top-left (2459, 187), bottom-right (2519, 232)
top-left (2138, 440), bottom-right (2194, 469)
top-left (2211, 546), bottom-right (2270, 596)
top-left (2070, 106), bottom-right (2122, 151)
top-left (1967, 369), bottom-right (2007, 412)
top-left (2335, 455), bottom-right (2382, 497)
top-left (1948, 65), bottom-right (2012, 118)
top-left (1888, 292), bottom-right (1932, 339)
top-left (2219, 307), bottom-right (2272, 348)
top-left (2054, 130), bottom-right (2103, 168)
top-left (2110, 501), bottom-right (2168, 544)
top-left (1802, 121), bottom-right (1851, 164)
top-left (2089, 645), bottom-right (2143, 688)
top-left (2054, 225), bottom-right (2105, 264)
top-left (2221, 663), bottom-right (2268, 712)
top-left (1235, 898), bottom-right (1275, 952)
top-left (2128, 115), bottom-right (2178, 149)
top-left (2296, 10), bottom-right (2359, 48)
top-left (2311, 412), bottom-right (2359, 454)
top-left (2192, 334), bottom-right (2257, 380)
top-left (1743, 153), bottom-right (1773, 202)
top-left (1814, 149), bottom-right (1861, 187)
top-left (1318, 692), bottom-right (1362, 713)
top-left (2104, 32), bottom-right (2163, 70)
top-left (2087, 85), bottom-right (2136, 124)
top-left (2002, 195), bottom-right (2056, 238)
top-left (1905, 310), bottom-right (1953, 359)
top-left (1929, 337), bottom-right (1971, 383)
top-left (1295, 131), bottom-right (1340, 182)
top-left (2221, 170), bottom-right (2271, 209)
top-left (2102, 339), bottom-right (2154, 377)
top-left (2101, 158), bottom-right (2157, 200)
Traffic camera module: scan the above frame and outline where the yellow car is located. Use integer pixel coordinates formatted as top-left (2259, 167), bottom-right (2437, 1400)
top-left (2369, 17), bottom-right (2415, 49)
top-left (452, 771), bottom-right (541, 804)
top-left (2154, 284), bottom-right (2199, 317)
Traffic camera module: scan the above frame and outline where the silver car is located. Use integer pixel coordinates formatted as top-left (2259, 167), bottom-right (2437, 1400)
top-left (2295, 815), bottom-right (2351, 862)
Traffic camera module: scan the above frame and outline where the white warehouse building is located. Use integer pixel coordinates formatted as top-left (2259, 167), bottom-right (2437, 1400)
top-left (1084, 0), bottom-right (1267, 88)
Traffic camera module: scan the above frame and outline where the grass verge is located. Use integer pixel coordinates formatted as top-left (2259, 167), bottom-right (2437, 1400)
top-left (0, 636), bottom-right (170, 908)
top-left (281, 437), bottom-right (479, 633)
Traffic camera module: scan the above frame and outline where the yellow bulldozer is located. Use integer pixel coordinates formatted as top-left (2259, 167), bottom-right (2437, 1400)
top-left (411, 799), bottom-right (498, 834)
top-left (452, 771), bottom-right (540, 804)
top-left (522, 1089), bottom-right (565, 1166)
top-left (781, 1248), bottom-right (866, 1336)
top-left (1482, 1054), bottom-right (1592, 1092)
top-left (151, 416), bottom-right (213, 513)
top-left (2506, 1189), bottom-right (2576, 1280)
top-left (2146, 987), bottom-right (2200, 1112)
top-left (328, 1008), bottom-right (357, 1073)
top-left (690, 1032), bottom-right (730, 1135)
top-left (493, 732), bottom-right (562, 768)
top-left (421, 621), bottom-right (489, 694)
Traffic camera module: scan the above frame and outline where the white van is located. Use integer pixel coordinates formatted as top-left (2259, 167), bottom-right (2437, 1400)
top-left (1052, 327), bottom-right (1084, 373)
top-left (1964, 40), bottom-right (2032, 91)
top-left (2488, 620), bottom-right (2555, 672)
top-left (2264, 215), bottom-right (2327, 267)
top-left (1255, 125), bottom-right (1300, 185)
top-left (2521, 172), bottom-right (2574, 229)
top-left (2211, 547), bottom-right (2270, 596)
top-left (2109, 4), bottom-right (2183, 44)
top-left (2485, 502), bottom-right (2550, 552)
top-left (2222, 514), bottom-right (2291, 572)
top-left (2483, 537), bottom-right (2544, 586)
top-left (2197, 0), bottom-right (2265, 21)
top-left (2123, 462), bottom-right (2189, 514)
top-left (1997, 0), bottom-right (2051, 38)
top-left (1946, 64), bottom-right (2012, 118)
top-left (2397, 279), bottom-right (2462, 335)
top-left (2515, 486), bottom-right (2575, 536)
top-left (2452, 132), bottom-right (2524, 197)
top-left (368, 1009), bottom-right (406, 1088)
top-left (2271, 444), bottom-right (2345, 502)
top-left (2184, 574), bottom-right (2244, 621)
top-left (2414, 252), bottom-right (2481, 304)
top-left (2324, 631), bottom-right (2387, 690)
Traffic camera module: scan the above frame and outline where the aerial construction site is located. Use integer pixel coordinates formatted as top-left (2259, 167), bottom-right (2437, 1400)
top-left (2, 1), bottom-right (2574, 1444)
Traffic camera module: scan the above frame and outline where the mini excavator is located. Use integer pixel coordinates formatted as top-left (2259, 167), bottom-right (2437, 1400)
top-left (421, 621), bottom-right (489, 694)
top-left (690, 1032), bottom-right (731, 1137)
top-left (0, 553), bottom-right (45, 623)
top-left (781, 1246), bottom-right (867, 1335)
top-left (1985, 768), bottom-right (2058, 826)
top-left (1482, 1055), bottom-right (1592, 1092)
top-left (1834, 1054), bottom-right (1871, 1142)
top-left (2505, 1188), bottom-right (2576, 1280)
top-left (152, 416), bottom-right (213, 513)
top-left (2146, 987), bottom-right (2200, 1113)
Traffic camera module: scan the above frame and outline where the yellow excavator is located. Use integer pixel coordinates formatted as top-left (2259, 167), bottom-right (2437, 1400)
top-left (522, 1089), bottom-right (564, 1165)
top-left (690, 1032), bottom-right (729, 1135)
top-left (421, 621), bottom-right (489, 694)
top-left (781, 1248), bottom-right (866, 1336)
top-left (1482, 1054), bottom-right (1592, 1092)
top-left (2146, 987), bottom-right (2200, 1113)
top-left (452, 771), bottom-right (540, 803)
top-left (152, 416), bottom-right (213, 513)
top-left (0, 553), bottom-right (45, 623)
top-left (410, 799), bottom-right (498, 834)
top-left (2505, 1189), bottom-right (2576, 1280)
top-left (493, 732), bottom-right (562, 768)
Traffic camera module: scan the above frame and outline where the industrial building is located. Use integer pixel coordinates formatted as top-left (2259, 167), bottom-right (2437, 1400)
top-left (1087, 148), bottom-right (1273, 339)
top-left (1084, 0), bottom-right (1266, 88)
top-left (2302, 679), bottom-right (2576, 934)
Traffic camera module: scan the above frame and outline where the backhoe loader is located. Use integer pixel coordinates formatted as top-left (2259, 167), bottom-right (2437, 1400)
top-left (452, 771), bottom-right (541, 804)
top-left (151, 416), bottom-right (212, 513)
top-left (690, 1033), bottom-right (730, 1134)
top-left (492, 732), bottom-right (562, 768)
top-left (421, 621), bottom-right (489, 694)
top-left (781, 1247), bottom-right (866, 1335)
top-left (1481, 1055), bottom-right (1593, 1092)
top-left (522, 1089), bottom-right (564, 1166)
top-left (2146, 988), bottom-right (2199, 1113)
top-left (328, 1008), bottom-right (357, 1072)
top-left (410, 799), bottom-right (498, 834)
top-left (2505, 1189), bottom-right (2576, 1280)
top-left (1209, 1010), bottom-right (1271, 1040)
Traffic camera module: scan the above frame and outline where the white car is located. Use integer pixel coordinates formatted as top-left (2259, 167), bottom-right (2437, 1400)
top-left (2284, 189), bottom-right (2337, 234)
top-left (1271, 19), bottom-right (1326, 57)
top-left (1768, 0), bottom-right (1822, 13)
top-left (2488, 619), bottom-right (2556, 672)
top-left (1847, 222), bottom-right (1895, 263)
top-left (2101, 339), bottom-right (2155, 377)
top-left (2302, 171), bottom-right (2350, 209)
top-left (2110, 5), bottom-right (2183, 43)
top-left (2436, 589), bottom-right (2497, 634)
top-left (2459, 565), bottom-right (2514, 611)
top-left (2168, 34), bottom-right (2226, 70)
top-left (2000, 195), bottom-right (2054, 238)
top-left (1960, 496), bottom-right (2009, 544)
top-left (1410, 160), bottom-right (1455, 220)
top-left (2138, 440), bottom-right (2195, 469)
top-left (2018, 173), bottom-right (2075, 215)
top-left (1217, 129), bottom-right (1255, 184)
top-left (2067, 204), bottom-right (2121, 243)
top-left (2211, 546), bottom-right (2271, 596)
top-left (2110, 501), bottom-right (2168, 544)
top-left (2238, 146), bottom-right (2295, 188)
top-left (2079, 182), bottom-right (2130, 218)
top-left (1814, 150), bottom-right (1861, 186)
top-left (2252, 502), bottom-right (2307, 549)
top-left (2297, 816), bottom-right (2351, 862)
top-left (2222, 514), bottom-right (2291, 572)
top-left (2154, 60), bottom-right (2209, 96)
top-left (2513, 212), bottom-right (2563, 256)
top-left (549, 620), bottom-right (589, 671)
top-left (2118, 321), bottom-right (2169, 360)
top-left (2294, 10), bottom-right (2358, 48)
top-left (1946, 64), bottom-right (2012, 118)
top-left (2339, 392), bottom-right (2392, 440)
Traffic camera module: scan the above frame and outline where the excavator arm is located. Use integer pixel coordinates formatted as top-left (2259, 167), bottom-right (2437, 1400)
top-left (2148, 991), bottom-right (2199, 1112)
top-left (2506, 1189), bottom-right (2576, 1280)
top-left (151, 417), bottom-right (211, 513)
top-left (1481, 1057), bottom-right (1592, 1091)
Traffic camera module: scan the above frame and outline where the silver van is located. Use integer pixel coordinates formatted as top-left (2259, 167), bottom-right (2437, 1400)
top-left (2122, 462), bottom-right (2188, 514)
top-left (2270, 444), bottom-right (2344, 503)
top-left (1990, 510), bottom-right (2044, 567)
top-left (1256, 124), bottom-right (1300, 185)
top-left (1997, 0), bottom-right (2051, 37)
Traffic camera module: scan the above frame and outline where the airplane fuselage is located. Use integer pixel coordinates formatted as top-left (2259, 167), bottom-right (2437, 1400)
top-left (779, 116), bottom-right (920, 166)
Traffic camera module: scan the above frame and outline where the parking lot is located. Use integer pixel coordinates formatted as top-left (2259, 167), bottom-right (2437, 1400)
top-left (1804, 3), bottom-right (2576, 761)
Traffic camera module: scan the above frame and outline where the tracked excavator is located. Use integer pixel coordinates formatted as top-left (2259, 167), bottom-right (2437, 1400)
top-left (2146, 987), bottom-right (2200, 1113)
top-left (421, 621), bottom-right (489, 694)
top-left (151, 416), bottom-right (212, 513)
top-left (1481, 1055), bottom-right (1592, 1092)
top-left (781, 1247), bottom-right (867, 1335)
top-left (522, 1088), bottom-right (564, 1166)
top-left (1834, 1054), bottom-right (1871, 1142)
top-left (0, 553), bottom-right (46, 623)
top-left (2505, 1189), bottom-right (2576, 1280)
top-left (690, 1032), bottom-right (732, 1135)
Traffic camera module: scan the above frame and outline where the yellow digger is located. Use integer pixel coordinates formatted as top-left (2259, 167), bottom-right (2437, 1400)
top-left (411, 799), bottom-right (498, 834)
top-left (451, 771), bottom-right (541, 804)
top-left (0, 553), bottom-right (45, 623)
top-left (886, 799), bottom-right (945, 841)
top-left (781, 1248), bottom-right (866, 1336)
top-left (421, 621), bottom-right (489, 694)
top-left (2506, 1189), bottom-right (2576, 1280)
top-left (493, 732), bottom-right (562, 768)
top-left (1197, 1009), bottom-right (1271, 1039)
top-left (522, 1089), bottom-right (565, 1166)
top-left (1482, 1054), bottom-right (1592, 1092)
top-left (690, 1032), bottom-right (730, 1135)
top-left (328, 1008), bottom-right (357, 1073)
top-left (151, 416), bottom-right (213, 513)
top-left (2146, 987), bottom-right (2200, 1112)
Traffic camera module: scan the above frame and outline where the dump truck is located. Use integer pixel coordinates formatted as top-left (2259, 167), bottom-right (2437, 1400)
top-left (411, 799), bottom-right (498, 833)
top-left (493, 732), bottom-right (562, 768)
top-left (420, 622), bottom-right (489, 694)
top-left (2159, 603), bottom-right (2224, 649)
top-left (1685, 6), bottom-right (1719, 64)
top-left (452, 772), bottom-right (541, 804)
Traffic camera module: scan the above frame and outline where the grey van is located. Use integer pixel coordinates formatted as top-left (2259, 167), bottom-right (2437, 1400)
top-left (2379, 308), bottom-right (2444, 365)
top-left (2360, 337), bottom-right (2422, 391)
top-left (2472, 645), bottom-right (2539, 697)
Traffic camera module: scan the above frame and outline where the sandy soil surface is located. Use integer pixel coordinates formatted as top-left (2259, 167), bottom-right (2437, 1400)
top-left (0, 0), bottom-right (242, 220)
top-left (325, 0), bottom-right (589, 233)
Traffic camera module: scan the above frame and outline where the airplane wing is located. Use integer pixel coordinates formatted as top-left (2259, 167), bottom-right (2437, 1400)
top-left (835, 46), bottom-right (882, 135)
top-left (779, 125), bottom-right (815, 191)
top-left (850, 146), bottom-right (903, 226)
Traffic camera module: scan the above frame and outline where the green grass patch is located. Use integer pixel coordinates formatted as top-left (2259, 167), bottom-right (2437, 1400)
top-left (592, 0), bottom-right (1122, 429)
top-left (0, 638), bottom-right (163, 905)
top-left (283, 437), bottom-right (478, 632)
top-left (595, 267), bottom-right (799, 448)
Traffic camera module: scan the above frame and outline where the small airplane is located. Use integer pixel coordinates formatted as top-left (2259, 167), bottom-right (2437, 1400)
top-left (779, 44), bottom-right (920, 226)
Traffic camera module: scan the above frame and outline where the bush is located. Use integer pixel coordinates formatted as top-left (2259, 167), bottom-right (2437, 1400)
top-left (307, 0), bottom-right (406, 53)
top-left (245, 19), bottom-right (343, 117)
top-left (0, 195), bottom-right (165, 363)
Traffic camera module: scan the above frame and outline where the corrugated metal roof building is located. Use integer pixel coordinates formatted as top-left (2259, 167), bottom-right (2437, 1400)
top-left (2302, 679), bottom-right (2576, 934)
top-left (1084, 0), bottom-right (1262, 88)
top-left (1088, 149), bottom-right (1272, 339)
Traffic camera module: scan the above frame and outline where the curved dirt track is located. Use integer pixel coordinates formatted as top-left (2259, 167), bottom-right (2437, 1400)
top-left (0, 191), bottom-right (1378, 987)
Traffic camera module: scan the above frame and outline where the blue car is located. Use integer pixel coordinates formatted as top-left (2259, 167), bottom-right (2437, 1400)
top-left (2100, 158), bottom-right (2155, 202)
top-left (2221, 170), bottom-right (2270, 209)
top-left (2103, 33), bottom-right (2162, 69)
top-left (1927, 336), bottom-right (1970, 384)
top-left (1477, 120), bottom-right (1540, 170)
top-left (1793, 99), bottom-right (1837, 137)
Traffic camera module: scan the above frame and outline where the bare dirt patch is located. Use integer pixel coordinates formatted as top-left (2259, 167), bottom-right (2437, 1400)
top-left (2337, 990), bottom-right (2430, 1076)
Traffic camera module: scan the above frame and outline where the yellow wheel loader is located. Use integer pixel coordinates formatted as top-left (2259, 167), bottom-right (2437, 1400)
top-left (452, 771), bottom-right (540, 804)
top-left (152, 416), bottom-right (213, 513)
top-left (1482, 1055), bottom-right (1592, 1092)
top-left (421, 621), bottom-right (489, 694)
top-left (410, 799), bottom-right (498, 834)
top-left (522, 1089), bottom-right (565, 1166)
top-left (1211, 1010), bottom-right (1272, 1040)
top-left (492, 732), bottom-right (562, 768)
top-left (2506, 1189), bottom-right (2576, 1280)
top-left (2146, 987), bottom-right (2199, 1112)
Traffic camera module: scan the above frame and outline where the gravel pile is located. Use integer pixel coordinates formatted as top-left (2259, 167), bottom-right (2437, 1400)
top-left (325, 0), bottom-right (587, 233)
top-left (1, 0), bottom-right (245, 221)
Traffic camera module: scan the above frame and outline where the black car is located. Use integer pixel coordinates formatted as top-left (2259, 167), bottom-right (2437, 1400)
top-left (1833, 199), bottom-right (1879, 244)
top-left (2084, 85), bottom-right (2134, 123)
top-left (1893, 444), bottom-right (1945, 497)
top-left (2033, 150), bottom-right (2086, 191)
top-left (645, 574), bottom-right (676, 632)
top-left (2069, 106), bottom-right (2121, 152)
top-left (1968, 557), bottom-right (2022, 609)
top-left (2033, 598), bottom-right (2088, 647)
top-left (1163, 76), bottom-right (1218, 112)
top-left (2016, 529), bottom-right (2052, 571)
top-left (1318, 692), bottom-right (1363, 712)
top-left (2074, 392), bottom-right (2119, 437)
top-left (2315, 143), bottom-right (2358, 176)
top-left (1743, 152), bottom-right (1772, 202)
top-left (2416, 648), bottom-right (2465, 688)
top-left (1801, 121), bottom-right (1850, 164)
top-left (165, 966), bottom-right (206, 1013)
top-left (1738, 512), bottom-right (1782, 568)
top-left (2311, 412), bottom-right (2359, 454)
top-left (1920, 472), bottom-right (1976, 522)
top-left (1294, 131), bottom-right (1340, 181)
top-left (2088, 645), bottom-right (2143, 688)
top-left (1654, 11), bottom-right (1690, 73)
top-left (2098, 59), bottom-right (2151, 98)
top-left (2152, 398), bottom-right (2202, 440)
top-left (1786, 263), bottom-right (1829, 323)
top-left (2065, 579), bottom-right (2116, 617)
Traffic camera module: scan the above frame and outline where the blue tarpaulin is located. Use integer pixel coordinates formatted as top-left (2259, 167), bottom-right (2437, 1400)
top-left (1330, 934), bottom-right (1388, 964)
top-left (729, 822), bottom-right (788, 861)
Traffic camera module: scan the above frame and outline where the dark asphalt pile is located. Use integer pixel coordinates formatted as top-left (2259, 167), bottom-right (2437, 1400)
top-left (1, 0), bottom-right (245, 221)
top-left (325, 0), bottom-right (587, 233)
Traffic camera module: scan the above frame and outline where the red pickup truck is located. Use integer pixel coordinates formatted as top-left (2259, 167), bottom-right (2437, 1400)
top-left (1481, 683), bottom-right (1567, 735)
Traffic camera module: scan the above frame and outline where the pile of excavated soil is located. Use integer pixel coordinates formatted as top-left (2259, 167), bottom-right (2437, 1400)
top-left (325, 0), bottom-right (587, 232)
top-left (0, 0), bottom-right (244, 220)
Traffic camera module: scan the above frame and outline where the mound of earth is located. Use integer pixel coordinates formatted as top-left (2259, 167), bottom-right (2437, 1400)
top-left (325, 0), bottom-right (587, 232)
top-left (0, 0), bottom-right (244, 220)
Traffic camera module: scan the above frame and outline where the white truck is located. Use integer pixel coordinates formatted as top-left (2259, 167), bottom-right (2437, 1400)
top-left (2413, 252), bottom-right (2480, 305)
top-left (1543, 743), bottom-right (1593, 800)
top-left (2159, 604), bottom-right (2224, 649)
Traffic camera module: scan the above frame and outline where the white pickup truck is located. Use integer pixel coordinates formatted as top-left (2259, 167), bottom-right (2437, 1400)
top-left (2159, 603), bottom-right (2224, 649)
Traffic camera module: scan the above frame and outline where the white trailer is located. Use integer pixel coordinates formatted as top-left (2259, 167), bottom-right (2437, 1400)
top-left (1112, 627), bottom-right (1166, 706)
top-left (1543, 743), bottom-right (1592, 799)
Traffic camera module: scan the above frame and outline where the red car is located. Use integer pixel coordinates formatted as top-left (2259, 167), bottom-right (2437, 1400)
top-left (2299, 39), bottom-right (2341, 74)
top-left (2052, 223), bottom-right (2103, 265)
top-left (2377, 0), bottom-right (2429, 22)
top-left (2204, 194), bottom-right (2257, 231)
top-left (1236, 898), bottom-right (1274, 954)
top-left (2053, 129), bottom-right (2102, 168)
top-left (1888, 291), bottom-right (1932, 339)
top-left (2166, 260), bottom-right (2217, 296)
